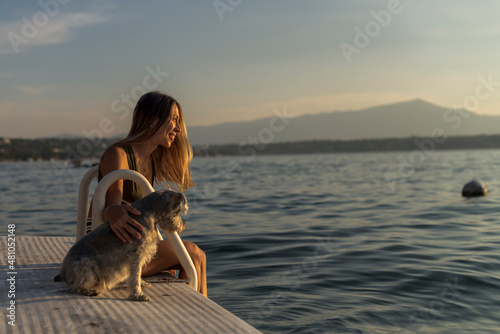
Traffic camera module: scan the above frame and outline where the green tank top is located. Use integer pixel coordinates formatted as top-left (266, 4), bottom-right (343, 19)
top-left (98, 145), bottom-right (155, 204)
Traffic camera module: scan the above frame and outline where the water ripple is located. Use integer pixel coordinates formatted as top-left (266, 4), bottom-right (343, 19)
top-left (3, 152), bottom-right (500, 333)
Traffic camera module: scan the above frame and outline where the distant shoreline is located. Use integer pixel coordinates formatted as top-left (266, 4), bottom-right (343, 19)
top-left (193, 134), bottom-right (500, 157)
top-left (1, 134), bottom-right (499, 162)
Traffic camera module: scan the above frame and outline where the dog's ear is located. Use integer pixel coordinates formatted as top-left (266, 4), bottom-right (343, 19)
top-left (171, 192), bottom-right (186, 210)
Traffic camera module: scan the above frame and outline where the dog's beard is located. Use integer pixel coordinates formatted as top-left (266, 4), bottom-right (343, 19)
top-left (174, 215), bottom-right (185, 234)
top-left (159, 214), bottom-right (185, 234)
top-left (181, 194), bottom-right (189, 214)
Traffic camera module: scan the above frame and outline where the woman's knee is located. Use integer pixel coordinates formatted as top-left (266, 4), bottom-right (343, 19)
top-left (183, 241), bottom-right (206, 265)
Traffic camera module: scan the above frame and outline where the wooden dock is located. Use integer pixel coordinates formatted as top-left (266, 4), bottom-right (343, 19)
top-left (0, 236), bottom-right (261, 333)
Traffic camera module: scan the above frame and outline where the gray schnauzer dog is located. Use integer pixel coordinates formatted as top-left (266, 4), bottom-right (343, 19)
top-left (55, 189), bottom-right (188, 301)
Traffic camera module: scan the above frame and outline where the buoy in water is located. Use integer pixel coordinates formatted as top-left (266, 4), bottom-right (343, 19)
top-left (462, 180), bottom-right (487, 197)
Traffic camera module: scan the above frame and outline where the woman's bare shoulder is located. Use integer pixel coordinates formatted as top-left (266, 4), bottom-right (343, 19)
top-left (101, 145), bottom-right (128, 172)
top-left (103, 145), bottom-right (126, 157)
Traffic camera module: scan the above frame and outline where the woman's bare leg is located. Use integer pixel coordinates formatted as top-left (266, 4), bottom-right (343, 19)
top-left (142, 240), bottom-right (207, 297)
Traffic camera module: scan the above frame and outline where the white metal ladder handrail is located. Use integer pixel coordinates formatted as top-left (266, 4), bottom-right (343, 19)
top-left (75, 166), bottom-right (198, 291)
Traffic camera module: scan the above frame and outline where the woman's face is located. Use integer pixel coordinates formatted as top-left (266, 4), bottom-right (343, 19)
top-left (155, 104), bottom-right (181, 148)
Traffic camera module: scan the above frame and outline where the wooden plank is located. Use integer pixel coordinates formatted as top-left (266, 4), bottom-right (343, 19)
top-left (0, 236), bottom-right (261, 334)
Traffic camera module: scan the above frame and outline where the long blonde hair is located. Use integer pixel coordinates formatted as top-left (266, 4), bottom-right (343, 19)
top-left (111, 91), bottom-right (195, 191)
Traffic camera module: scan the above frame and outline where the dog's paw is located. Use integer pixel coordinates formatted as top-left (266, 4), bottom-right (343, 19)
top-left (86, 289), bottom-right (100, 296)
top-left (141, 280), bottom-right (151, 289)
top-left (130, 292), bottom-right (150, 302)
top-left (71, 288), bottom-right (99, 296)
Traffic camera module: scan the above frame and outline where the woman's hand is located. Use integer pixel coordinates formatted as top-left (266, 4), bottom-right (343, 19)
top-left (103, 204), bottom-right (144, 243)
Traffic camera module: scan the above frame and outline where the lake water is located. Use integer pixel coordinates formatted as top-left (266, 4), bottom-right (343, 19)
top-left (2, 150), bottom-right (500, 333)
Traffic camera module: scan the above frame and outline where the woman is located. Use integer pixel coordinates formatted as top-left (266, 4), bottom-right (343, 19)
top-left (94, 91), bottom-right (207, 296)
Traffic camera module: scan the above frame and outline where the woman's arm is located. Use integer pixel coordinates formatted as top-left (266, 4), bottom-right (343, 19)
top-left (99, 146), bottom-right (144, 243)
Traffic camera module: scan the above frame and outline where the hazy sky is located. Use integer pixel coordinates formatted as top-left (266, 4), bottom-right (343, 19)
top-left (1, 0), bottom-right (500, 138)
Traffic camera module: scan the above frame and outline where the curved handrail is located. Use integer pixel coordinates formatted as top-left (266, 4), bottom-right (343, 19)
top-left (76, 165), bottom-right (99, 241)
top-left (75, 168), bottom-right (198, 291)
top-left (91, 169), bottom-right (155, 228)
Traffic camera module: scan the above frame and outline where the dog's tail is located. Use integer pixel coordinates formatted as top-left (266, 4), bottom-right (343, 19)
top-left (53, 274), bottom-right (62, 282)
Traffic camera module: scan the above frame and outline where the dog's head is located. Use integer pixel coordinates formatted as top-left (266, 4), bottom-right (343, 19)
top-left (154, 189), bottom-right (188, 233)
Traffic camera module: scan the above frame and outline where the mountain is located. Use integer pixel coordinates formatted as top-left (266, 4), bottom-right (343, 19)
top-left (187, 99), bottom-right (500, 145)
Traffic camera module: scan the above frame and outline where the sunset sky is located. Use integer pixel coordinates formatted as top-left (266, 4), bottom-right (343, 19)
top-left (1, 0), bottom-right (500, 138)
